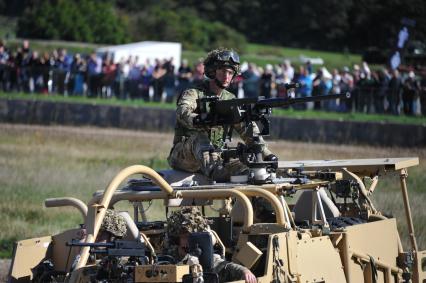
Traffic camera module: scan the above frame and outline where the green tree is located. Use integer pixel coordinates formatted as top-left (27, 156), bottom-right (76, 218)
top-left (127, 6), bottom-right (246, 51)
top-left (17, 0), bottom-right (129, 44)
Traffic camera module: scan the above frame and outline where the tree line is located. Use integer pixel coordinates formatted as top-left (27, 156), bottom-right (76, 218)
top-left (1, 0), bottom-right (424, 53)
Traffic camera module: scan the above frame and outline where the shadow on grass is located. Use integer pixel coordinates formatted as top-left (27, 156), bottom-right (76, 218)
top-left (0, 238), bottom-right (17, 258)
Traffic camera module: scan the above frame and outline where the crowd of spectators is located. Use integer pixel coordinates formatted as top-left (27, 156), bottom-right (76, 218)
top-left (0, 40), bottom-right (425, 116)
top-left (240, 60), bottom-right (425, 116)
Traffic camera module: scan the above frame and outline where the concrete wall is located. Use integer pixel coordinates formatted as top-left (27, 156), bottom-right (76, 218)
top-left (0, 98), bottom-right (424, 147)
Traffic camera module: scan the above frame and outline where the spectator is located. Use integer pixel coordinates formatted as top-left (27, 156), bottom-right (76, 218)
top-left (152, 59), bottom-right (167, 102)
top-left (282, 59), bottom-right (295, 81)
top-left (54, 48), bottom-right (71, 95)
top-left (140, 65), bottom-right (152, 102)
top-left (69, 53), bottom-right (85, 96)
top-left (113, 58), bottom-right (126, 99)
top-left (388, 69), bottom-right (402, 115)
top-left (260, 64), bottom-right (274, 98)
top-left (163, 57), bottom-right (176, 103)
top-left (0, 44), bottom-right (9, 91)
top-left (373, 68), bottom-right (390, 114)
top-left (305, 60), bottom-right (313, 75)
top-left (6, 50), bottom-right (19, 92)
top-left (39, 52), bottom-right (51, 94)
top-left (402, 71), bottom-right (421, 115)
top-left (191, 59), bottom-right (204, 87)
top-left (28, 50), bottom-right (44, 93)
top-left (356, 69), bottom-right (375, 113)
top-left (297, 66), bottom-right (313, 96)
top-left (340, 66), bottom-right (354, 112)
top-left (275, 67), bottom-right (290, 98)
top-left (330, 68), bottom-right (342, 111)
top-left (294, 65), bottom-right (313, 110)
top-left (420, 77), bottom-right (426, 116)
top-left (121, 57), bottom-right (132, 99)
top-left (127, 58), bottom-right (142, 100)
top-left (242, 63), bottom-right (260, 98)
top-left (350, 64), bottom-right (361, 112)
top-left (177, 59), bottom-right (192, 95)
top-left (18, 41), bottom-right (32, 92)
top-left (312, 67), bottom-right (332, 110)
top-left (101, 57), bottom-right (116, 98)
top-left (87, 52), bottom-right (102, 97)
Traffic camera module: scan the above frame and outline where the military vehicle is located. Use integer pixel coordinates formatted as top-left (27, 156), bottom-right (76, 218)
top-left (7, 156), bottom-right (426, 283)
top-left (7, 89), bottom-right (426, 282)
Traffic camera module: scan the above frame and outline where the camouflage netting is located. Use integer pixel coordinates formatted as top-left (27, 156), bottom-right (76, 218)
top-left (100, 209), bottom-right (127, 238)
top-left (166, 207), bottom-right (210, 237)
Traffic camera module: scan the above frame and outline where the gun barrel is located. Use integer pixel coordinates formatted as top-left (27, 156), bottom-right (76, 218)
top-left (255, 92), bottom-right (350, 108)
top-left (67, 241), bottom-right (115, 248)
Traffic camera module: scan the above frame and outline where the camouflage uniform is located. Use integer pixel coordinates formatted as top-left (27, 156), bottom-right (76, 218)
top-left (168, 80), bottom-right (272, 181)
top-left (165, 207), bottom-right (250, 282)
top-left (71, 209), bottom-right (127, 270)
top-left (212, 254), bottom-right (248, 283)
top-left (100, 209), bottom-right (127, 238)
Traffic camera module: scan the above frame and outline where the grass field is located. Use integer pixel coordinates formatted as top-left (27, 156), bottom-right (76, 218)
top-left (2, 92), bottom-right (426, 126)
top-left (0, 123), bottom-right (425, 259)
top-left (182, 43), bottom-right (362, 70)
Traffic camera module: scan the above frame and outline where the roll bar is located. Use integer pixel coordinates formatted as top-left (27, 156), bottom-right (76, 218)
top-left (73, 165), bottom-right (174, 272)
top-left (44, 197), bottom-right (88, 218)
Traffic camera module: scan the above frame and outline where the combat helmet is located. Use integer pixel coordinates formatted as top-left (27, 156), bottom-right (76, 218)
top-left (100, 209), bottom-right (127, 238)
top-left (166, 207), bottom-right (210, 243)
top-left (204, 48), bottom-right (241, 79)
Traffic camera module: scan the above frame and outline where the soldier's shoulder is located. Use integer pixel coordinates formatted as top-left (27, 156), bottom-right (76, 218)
top-left (221, 90), bottom-right (236, 100)
top-left (180, 88), bottom-right (201, 100)
top-left (177, 88), bottom-right (201, 107)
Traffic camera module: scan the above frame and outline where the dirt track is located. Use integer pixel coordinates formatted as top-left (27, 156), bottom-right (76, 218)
top-left (0, 259), bottom-right (10, 282)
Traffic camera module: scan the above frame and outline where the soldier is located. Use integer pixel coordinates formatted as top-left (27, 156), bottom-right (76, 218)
top-left (97, 209), bottom-right (128, 241)
top-left (76, 209), bottom-right (128, 242)
top-left (165, 207), bottom-right (257, 283)
top-left (71, 209), bottom-right (127, 270)
top-left (167, 48), bottom-right (277, 182)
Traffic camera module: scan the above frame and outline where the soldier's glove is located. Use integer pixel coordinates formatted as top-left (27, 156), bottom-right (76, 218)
top-left (192, 115), bottom-right (202, 127)
top-left (192, 114), bottom-right (209, 127)
top-left (264, 154), bottom-right (278, 162)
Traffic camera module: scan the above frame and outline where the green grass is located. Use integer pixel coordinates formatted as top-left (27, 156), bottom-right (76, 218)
top-left (0, 124), bottom-right (425, 259)
top-left (184, 43), bottom-right (362, 70)
top-left (0, 125), bottom-right (174, 258)
top-left (244, 43), bottom-right (362, 69)
top-left (2, 91), bottom-right (426, 126)
top-left (273, 108), bottom-right (426, 125)
top-left (5, 38), bottom-right (99, 56)
top-left (0, 91), bottom-right (177, 110)
top-left (0, 16), bottom-right (17, 40)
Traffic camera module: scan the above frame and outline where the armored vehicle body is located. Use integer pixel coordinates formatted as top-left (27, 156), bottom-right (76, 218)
top-left (8, 157), bottom-right (426, 283)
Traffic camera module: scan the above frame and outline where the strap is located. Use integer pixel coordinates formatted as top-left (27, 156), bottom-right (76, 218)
top-left (369, 255), bottom-right (378, 283)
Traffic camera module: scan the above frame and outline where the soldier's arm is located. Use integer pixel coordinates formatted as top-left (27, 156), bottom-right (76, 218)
top-left (176, 89), bottom-right (199, 129)
top-left (212, 254), bottom-right (257, 283)
top-left (234, 122), bottom-right (273, 157)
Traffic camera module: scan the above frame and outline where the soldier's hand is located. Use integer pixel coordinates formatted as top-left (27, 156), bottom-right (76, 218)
top-left (243, 270), bottom-right (257, 283)
top-left (264, 154), bottom-right (278, 162)
top-left (192, 115), bottom-right (202, 126)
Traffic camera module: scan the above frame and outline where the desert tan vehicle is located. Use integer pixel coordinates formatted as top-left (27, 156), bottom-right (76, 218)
top-left (8, 157), bottom-right (426, 283)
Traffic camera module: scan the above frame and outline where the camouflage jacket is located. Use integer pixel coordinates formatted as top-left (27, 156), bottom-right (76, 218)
top-left (174, 80), bottom-right (272, 155)
top-left (175, 253), bottom-right (248, 282)
top-left (211, 254), bottom-right (248, 282)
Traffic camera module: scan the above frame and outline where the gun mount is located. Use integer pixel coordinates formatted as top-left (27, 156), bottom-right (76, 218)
top-left (194, 85), bottom-right (350, 184)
